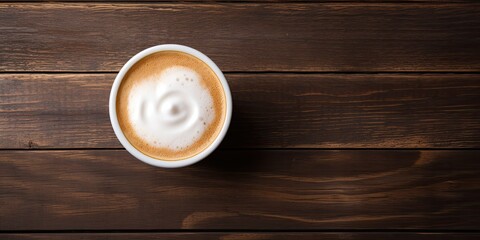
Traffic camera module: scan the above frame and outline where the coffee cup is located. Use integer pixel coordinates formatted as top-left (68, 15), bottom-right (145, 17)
top-left (109, 44), bottom-right (232, 168)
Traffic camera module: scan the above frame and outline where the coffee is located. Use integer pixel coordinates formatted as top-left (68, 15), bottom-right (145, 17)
top-left (116, 51), bottom-right (227, 161)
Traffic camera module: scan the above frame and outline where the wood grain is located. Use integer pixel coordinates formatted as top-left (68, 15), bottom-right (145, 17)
top-left (3, 233), bottom-right (480, 240)
top-left (1, 74), bottom-right (479, 149)
top-left (1, 149), bottom-right (479, 230)
top-left (0, 3), bottom-right (479, 72)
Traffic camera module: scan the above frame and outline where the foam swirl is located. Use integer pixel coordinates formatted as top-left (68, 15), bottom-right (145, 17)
top-left (127, 66), bottom-right (215, 150)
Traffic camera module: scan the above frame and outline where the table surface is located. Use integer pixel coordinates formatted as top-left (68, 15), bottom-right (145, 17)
top-left (1, 1), bottom-right (480, 239)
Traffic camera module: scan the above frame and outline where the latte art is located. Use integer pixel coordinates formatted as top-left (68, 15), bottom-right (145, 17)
top-left (116, 50), bottom-right (227, 161)
top-left (128, 66), bottom-right (215, 150)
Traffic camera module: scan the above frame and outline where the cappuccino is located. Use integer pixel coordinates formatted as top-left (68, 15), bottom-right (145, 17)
top-left (116, 51), bottom-right (226, 161)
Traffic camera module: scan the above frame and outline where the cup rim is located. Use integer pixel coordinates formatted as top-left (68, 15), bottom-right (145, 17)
top-left (109, 44), bottom-right (232, 168)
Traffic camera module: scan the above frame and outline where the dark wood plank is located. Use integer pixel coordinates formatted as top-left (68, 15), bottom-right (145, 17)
top-left (2, 233), bottom-right (480, 240)
top-left (0, 74), bottom-right (114, 149)
top-left (1, 74), bottom-right (479, 149)
top-left (0, 3), bottom-right (479, 72)
top-left (1, 150), bottom-right (479, 230)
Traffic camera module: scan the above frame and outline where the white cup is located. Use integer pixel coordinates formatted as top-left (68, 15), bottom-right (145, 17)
top-left (109, 44), bottom-right (232, 168)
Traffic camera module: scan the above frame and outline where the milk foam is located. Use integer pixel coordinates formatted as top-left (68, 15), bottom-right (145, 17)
top-left (127, 66), bottom-right (215, 150)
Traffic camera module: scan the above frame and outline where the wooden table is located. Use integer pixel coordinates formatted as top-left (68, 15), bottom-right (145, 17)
top-left (1, 1), bottom-right (479, 239)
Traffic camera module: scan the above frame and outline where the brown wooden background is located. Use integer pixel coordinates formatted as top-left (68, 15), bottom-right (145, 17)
top-left (1, 1), bottom-right (479, 239)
